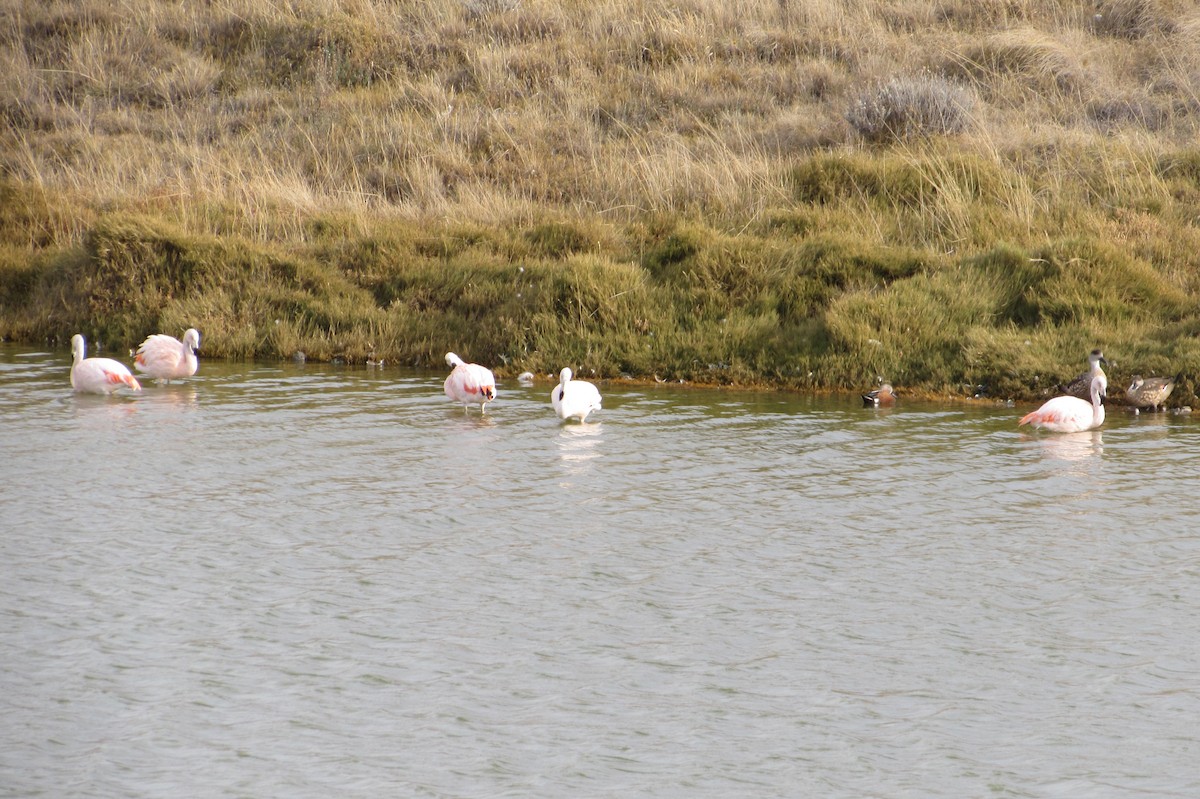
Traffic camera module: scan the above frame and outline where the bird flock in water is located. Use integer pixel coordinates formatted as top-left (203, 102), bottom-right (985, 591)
top-left (68, 330), bottom-right (603, 423)
top-left (70, 329), bottom-right (201, 393)
top-left (69, 332), bottom-right (1178, 430)
top-left (1014, 348), bottom-right (1182, 432)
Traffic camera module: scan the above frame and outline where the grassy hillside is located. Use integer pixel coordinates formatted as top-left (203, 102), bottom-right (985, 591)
top-left (2, 0), bottom-right (1200, 402)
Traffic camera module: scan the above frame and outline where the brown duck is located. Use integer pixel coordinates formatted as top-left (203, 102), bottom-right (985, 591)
top-left (1125, 375), bottom-right (1176, 412)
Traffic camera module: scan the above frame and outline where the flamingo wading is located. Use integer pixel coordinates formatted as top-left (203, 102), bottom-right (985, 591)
top-left (551, 367), bottom-right (602, 422)
top-left (443, 352), bottom-right (496, 413)
top-left (1019, 374), bottom-right (1106, 433)
top-left (70, 334), bottom-right (142, 394)
top-left (135, 328), bottom-right (201, 383)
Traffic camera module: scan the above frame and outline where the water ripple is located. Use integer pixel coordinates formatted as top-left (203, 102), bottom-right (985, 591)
top-left (3, 347), bottom-right (1200, 798)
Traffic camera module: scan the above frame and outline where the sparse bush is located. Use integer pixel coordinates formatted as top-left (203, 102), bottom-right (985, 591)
top-left (846, 75), bottom-right (976, 143)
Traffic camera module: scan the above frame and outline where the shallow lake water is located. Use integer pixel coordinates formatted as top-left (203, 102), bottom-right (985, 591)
top-left (2, 344), bottom-right (1199, 798)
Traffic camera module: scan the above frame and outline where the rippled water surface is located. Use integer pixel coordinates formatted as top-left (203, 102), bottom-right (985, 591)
top-left (3, 344), bottom-right (1199, 798)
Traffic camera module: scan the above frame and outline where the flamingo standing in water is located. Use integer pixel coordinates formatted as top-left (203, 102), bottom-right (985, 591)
top-left (70, 334), bottom-right (141, 394)
top-left (134, 328), bottom-right (201, 383)
top-left (444, 352), bottom-right (496, 414)
top-left (552, 367), bottom-right (602, 422)
top-left (1019, 374), bottom-right (1106, 433)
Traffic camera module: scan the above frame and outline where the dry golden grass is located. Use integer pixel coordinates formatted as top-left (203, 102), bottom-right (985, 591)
top-left (2, 0), bottom-right (1196, 239)
top-left (3, 0), bottom-right (1200, 401)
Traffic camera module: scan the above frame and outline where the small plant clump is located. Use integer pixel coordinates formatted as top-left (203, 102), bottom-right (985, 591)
top-left (845, 76), bottom-right (977, 143)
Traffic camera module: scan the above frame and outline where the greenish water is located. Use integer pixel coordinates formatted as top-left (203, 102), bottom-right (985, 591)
top-left (2, 345), bottom-right (1199, 798)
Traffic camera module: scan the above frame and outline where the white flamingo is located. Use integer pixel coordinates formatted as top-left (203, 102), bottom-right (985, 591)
top-left (134, 328), bottom-right (201, 383)
top-left (551, 367), bottom-right (602, 422)
top-left (443, 352), bottom-right (496, 413)
top-left (70, 334), bottom-right (141, 394)
top-left (1019, 374), bottom-right (1106, 433)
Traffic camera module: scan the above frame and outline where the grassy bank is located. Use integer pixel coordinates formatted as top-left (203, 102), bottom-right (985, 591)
top-left (2, 0), bottom-right (1200, 403)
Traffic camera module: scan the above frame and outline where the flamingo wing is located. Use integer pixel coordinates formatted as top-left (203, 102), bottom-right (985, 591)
top-left (443, 369), bottom-right (466, 403)
top-left (468, 364), bottom-right (495, 396)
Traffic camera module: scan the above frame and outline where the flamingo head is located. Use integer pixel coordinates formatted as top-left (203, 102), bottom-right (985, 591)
top-left (445, 352), bottom-right (464, 368)
top-left (183, 328), bottom-right (201, 352)
top-left (559, 367), bottom-right (573, 385)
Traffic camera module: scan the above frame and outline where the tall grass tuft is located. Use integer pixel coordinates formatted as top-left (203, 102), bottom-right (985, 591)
top-left (846, 75), bottom-right (978, 143)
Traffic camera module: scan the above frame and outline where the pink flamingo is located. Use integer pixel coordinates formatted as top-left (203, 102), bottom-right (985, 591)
top-left (443, 352), bottom-right (496, 413)
top-left (70, 334), bottom-right (141, 394)
top-left (1019, 374), bottom-right (1106, 433)
top-left (552, 367), bottom-right (602, 422)
top-left (134, 328), bottom-right (201, 383)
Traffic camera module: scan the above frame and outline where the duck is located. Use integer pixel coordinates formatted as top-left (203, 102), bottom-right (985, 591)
top-left (1125, 374), bottom-right (1176, 412)
top-left (862, 383), bottom-right (896, 407)
top-left (70, 334), bottom-right (142, 394)
top-left (1060, 349), bottom-right (1107, 401)
top-left (1019, 373), bottom-right (1106, 433)
top-left (443, 352), bottom-right (496, 413)
top-left (134, 328), bottom-right (201, 383)
top-left (551, 367), bottom-right (602, 422)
